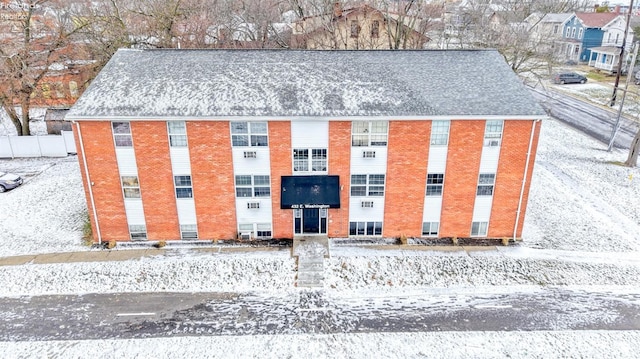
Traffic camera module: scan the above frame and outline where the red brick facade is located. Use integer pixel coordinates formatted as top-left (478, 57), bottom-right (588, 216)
top-left (384, 121), bottom-right (430, 237)
top-left (328, 121), bottom-right (352, 237)
top-left (189, 121), bottom-right (237, 240)
top-left (269, 121), bottom-right (293, 238)
top-left (75, 119), bottom-right (540, 242)
top-left (440, 120), bottom-right (485, 237)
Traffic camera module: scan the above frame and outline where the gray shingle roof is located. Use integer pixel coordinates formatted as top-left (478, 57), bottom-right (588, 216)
top-left (67, 49), bottom-right (545, 119)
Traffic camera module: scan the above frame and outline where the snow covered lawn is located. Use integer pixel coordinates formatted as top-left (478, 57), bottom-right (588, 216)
top-left (1, 118), bottom-right (640, 357)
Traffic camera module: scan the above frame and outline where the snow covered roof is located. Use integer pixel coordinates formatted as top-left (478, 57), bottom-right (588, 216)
top-left (67, 49), bottom-right (546, 119)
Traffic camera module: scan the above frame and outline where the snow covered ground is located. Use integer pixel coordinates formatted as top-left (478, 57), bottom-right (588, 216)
top-left (1, 117), bottom-right (640, 357)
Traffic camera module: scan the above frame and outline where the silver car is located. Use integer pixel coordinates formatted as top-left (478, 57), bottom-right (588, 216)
top-left (0, 171), bottom-right (24, 192)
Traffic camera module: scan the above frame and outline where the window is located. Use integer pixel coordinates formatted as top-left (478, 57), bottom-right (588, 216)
top-left (361, 200), bottom-right (374, 208)
top-left (351, 174), bottom-right (385, 196)
top-left (112, 122), bottom-right (132, 147)
top-left (256, 223), bottom-right (272, 238)
top-left (578, 28), bottom-right (583, 40)
top-left (477, 173), bottom-right (495, 196)
top-left (426, 173), bottom-right (444, 196)
top-left (371, 20), bottom-right (379, 38)
top-left (363, 150), bottom-right (376, 158)
top-left (174, 175), bottom-right (193, 198)
top-left (349, 221), bottom-right (382, 236)
top-left (231, 122), bottom-right (268, 147)
top-left (244, 151), bottom-right (257, 158)
top-left (571, 27), bottom-right (576, 38)
top-left (565, 27), bottom-right (570, 38)
top-left (129, 225), bottom-right (147, 240)
top-left (167, 121), bottom-right (187, 147)
top-left (422, 222), bottom-right (439, 237)
top-left (351, 20), bottom-right (360, 38)
top-left (180, 224), bottom-right (198, 239)
top-left (238, 223), bottom-right (272, 239)
top-left (293, 148), bottom-right (327, 172)
top-left (352, 121), bottom-right (388, 146)
top-left (430, 120), bottom-right (450, 146)
top-left (121, 176), bottom-right (141, 198)
top-left (235, 175), bottom-right (270, 197)
top-left (484, 120), bottom-right (503, 147)
top-left (553, 24), bottom-right (559, 34)
top-left (471, 221), bottom-right (488, 237)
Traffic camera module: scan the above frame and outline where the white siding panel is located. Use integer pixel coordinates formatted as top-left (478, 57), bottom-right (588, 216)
top-left (472, 196), bottom-right (493, 222)
top-left (62, 131), bottom-right (77, 154)
top-left (422, 196), bottom-right (443, 222)
top-left (170, 147), bottom-right (191, 174)
top-left (176, 199), bottom-right (197, 224)
top-left (348, 198), bottom-right (385, 221)
top-left (124, 199), bottom-right (146, 225)
top-left (235, 199), bottom-right (273, 223)
top-left (291, 121), bottom-right (328, 148)
top-left (350, 147), bottom-right (388, 174)
top-left (115, 148), bottom-right (138, 176)
top-left (232, 148), bottom-right (271, 174)
top-left (479, 146), bottom-right (500, 173)
top-left (427, 146), bottom-right (448, 173)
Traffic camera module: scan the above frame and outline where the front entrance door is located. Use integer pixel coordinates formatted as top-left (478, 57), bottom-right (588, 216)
top-left (294, 208), bottom-right (327, 235)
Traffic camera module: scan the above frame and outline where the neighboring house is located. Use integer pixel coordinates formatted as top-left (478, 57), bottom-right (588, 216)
top-left (291, 3), bottom-right (429, 49)
top-left (525, 13), bottom-right (572, 55)
top-left (589, 14), bottom-right (635, 72)
top-left (67, 49), bottom-right (545, 244)
top-left (558, 12), bottom-right (630, 64)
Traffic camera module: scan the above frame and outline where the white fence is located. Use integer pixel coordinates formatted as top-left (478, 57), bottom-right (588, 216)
top-left (0, 131), bottom-right (76, 158)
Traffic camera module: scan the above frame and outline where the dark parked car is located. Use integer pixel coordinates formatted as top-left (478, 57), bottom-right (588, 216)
top-left (552, 72), bottom-right (587, 84)
top-left (0, 171), bottom-right (23, 192)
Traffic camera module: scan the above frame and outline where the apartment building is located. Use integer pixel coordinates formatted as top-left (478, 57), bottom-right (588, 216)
top-left (67, 49), bottom-right (545, 243)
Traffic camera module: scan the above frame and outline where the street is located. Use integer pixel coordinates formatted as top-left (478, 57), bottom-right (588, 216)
top-left (529, 86), bottom-right (639, 149)
top-left (1, 287), bottom-right (639, 341)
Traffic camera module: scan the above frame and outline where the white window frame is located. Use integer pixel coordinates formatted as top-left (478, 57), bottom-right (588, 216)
top-left (293, 148), bottom-right (327, 173)
top-left (167, 121), bottom-right (187, 147)
top-left (471, 221), bottom-right (488, 237)
top-left (349, 221), bottom-right (383, 236)
top-left (174, 175), bottom-right (193, 199)
top-left (112, 121), bottom-right (132, 147)
top-left (180, 224), bottom-right (198, 239)
top-left (352, 121), bottom-right (388, 146)
top-left (129, 224), bottom-right (147, 240)
top-left (430, 120), bottom-right (450, 146)
top-left (230, 121), bottom-right (268, 147)
top-left (121, 176), bottom-right (141, 199)
top-left (350, 174), bottom-right (385, 197)
top-left (477, 173), bottom-right (496, 196)
top-left (422, 222), bottom-right (439, 237)
top-left (578, 28), bottom-right (583, 40)
top-left (235, 175), bottom-right (271, 198)
top-left (484, 120), bottom-right (503, 147)
top-left (426, 173), bottom-right (444, 196)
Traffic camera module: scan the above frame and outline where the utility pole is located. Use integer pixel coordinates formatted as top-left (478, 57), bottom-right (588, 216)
top-left (610, 0), bottom-right (634, 107)
top-left (608, 41), bottom-right (639, 151)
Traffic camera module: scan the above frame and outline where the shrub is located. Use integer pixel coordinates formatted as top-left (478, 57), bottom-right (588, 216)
top-left (399, 233), bottom-right (408, 245)
top-left (451, 236), bottom-right (459, 246)
top-left (502, 237), bottom-right (510, 246)
top-left (106, 240), bottom-right (117, 249)
top-left (154, 240), bottom-right (167, 249)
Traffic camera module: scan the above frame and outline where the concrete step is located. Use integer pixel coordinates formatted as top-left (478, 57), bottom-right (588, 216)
top-left (296, 279), bottom-right (323, 288)
top-left (298, 261), bottom-right (324, 272)
top-left (297, 271), bottom-right (324, 281)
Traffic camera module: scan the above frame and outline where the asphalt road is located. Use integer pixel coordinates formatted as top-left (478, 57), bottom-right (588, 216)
top-left (529, 86), bottom-right (639, 149)
top-left (1, 287), bottom-right (639, 341)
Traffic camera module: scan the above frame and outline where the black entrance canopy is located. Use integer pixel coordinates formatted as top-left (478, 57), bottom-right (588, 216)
top-left (280, 175), bottom-right (340, 209)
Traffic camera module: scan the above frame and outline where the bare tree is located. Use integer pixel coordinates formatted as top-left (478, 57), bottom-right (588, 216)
top-left (626, 129), bottom-right (640, 167)
top-left (0, 0), bottom-right (89, 136)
